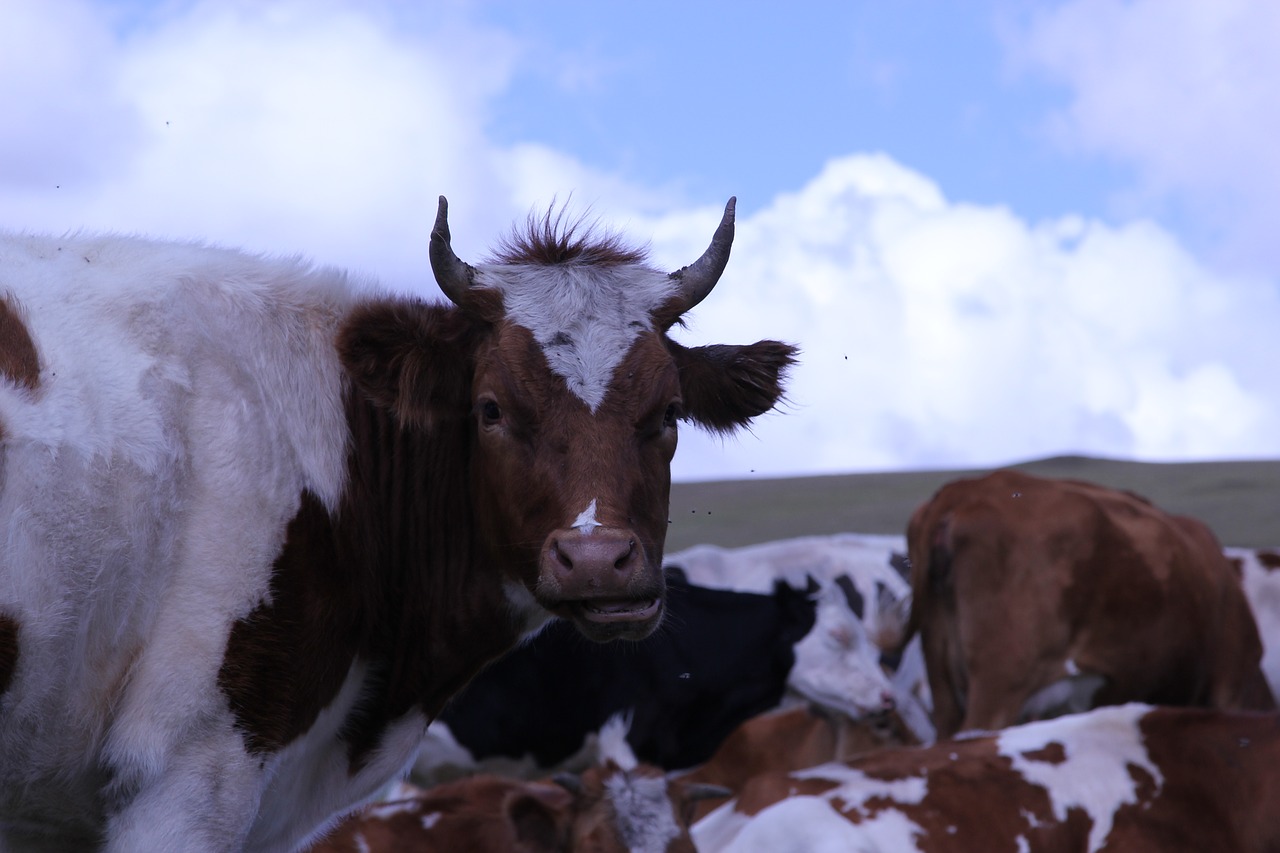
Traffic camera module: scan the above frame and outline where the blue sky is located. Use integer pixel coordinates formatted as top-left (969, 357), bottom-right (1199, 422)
top-left (475, 1), bottom-right (1120, 223)
top-left (4, 0), bottom-right (1279, 481)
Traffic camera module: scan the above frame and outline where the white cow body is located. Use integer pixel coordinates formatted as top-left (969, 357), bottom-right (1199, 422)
top-left (0, 198), bottom-right (800, 852)
top-left (0, 234), bottom-right (369, 850)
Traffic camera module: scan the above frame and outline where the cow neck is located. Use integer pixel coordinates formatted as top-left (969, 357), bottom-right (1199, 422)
top-left (219, 386), bottom-right (522, 769)
top-left (342, 386), bottom-right (522, 711)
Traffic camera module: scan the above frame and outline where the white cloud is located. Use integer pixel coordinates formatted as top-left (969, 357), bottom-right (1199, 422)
top-left (0, 0), bottom-right (523, 287)
top-left (666, 154), bottom-right (1280, 480)
top-left (1009, 0), bottom-right (1280, 275)
top-left (3, 0), bottom-right (1276, 482)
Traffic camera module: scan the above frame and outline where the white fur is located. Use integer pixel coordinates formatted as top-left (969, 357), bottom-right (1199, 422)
top-left (693, 794), bottom-right (926, 853)
top-left (1228, 546), bottom-right (1280, 699)
top-left (665, 535), bottom-right (931, 733)
top-left (787, 583), bottom-right (896, 719)
top-left (997, 703), bottom-right (1160, 853)
top-left (604, 771), bottom-right (681, 853)
top-left (475, 263), bottom-right (676, 412)
top-left (692, 705), bottom-right (1161, 852)
top-left (573, 498), bottom-right (602, 534)
top-left (0, 231), bottom-right (393, 850)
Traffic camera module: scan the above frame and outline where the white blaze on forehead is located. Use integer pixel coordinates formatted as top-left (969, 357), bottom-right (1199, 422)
top-left (605, 772), bottom-right (681, 853)
top-left (573, 499), bottom-right (602, 534)
top-left (477, 263), bottom-right (676, 412)
top-left (997, 703), bottom-right (1161, 853)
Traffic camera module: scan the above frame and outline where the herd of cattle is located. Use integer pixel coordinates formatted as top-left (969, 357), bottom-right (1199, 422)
top-left (312, 474), bottom-right (1280, 852)
top-left (1, 199), bottom-right (1277, 851)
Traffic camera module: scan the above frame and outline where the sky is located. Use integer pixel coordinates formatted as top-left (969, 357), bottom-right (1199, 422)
top-left (3, 0), bottom-right (1279, 481)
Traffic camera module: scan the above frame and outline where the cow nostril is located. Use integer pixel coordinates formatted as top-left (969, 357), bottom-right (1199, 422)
top-left (614, 540), bottom-right (635, 570)
top-left (550, 541), bottom-right (573, 572)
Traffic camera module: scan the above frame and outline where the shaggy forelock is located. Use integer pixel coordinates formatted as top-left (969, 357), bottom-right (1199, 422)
top-left (488, 204), bottom-right (650, 268)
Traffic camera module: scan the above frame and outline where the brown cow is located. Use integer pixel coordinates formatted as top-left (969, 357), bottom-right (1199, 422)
top-left (308, 763), bottom-right (721, 853)
top-left (674, 703), bottom-right (917, 822)
top-left (902, 469), bottom-right (1273, 738)
top-left (692, 703), bottom-right (1280, 852)
top-left (0, 198), bottom-right (794, 851)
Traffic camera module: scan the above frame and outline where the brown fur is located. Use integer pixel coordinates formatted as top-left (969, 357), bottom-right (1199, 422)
top-left (675, 704), bottom-right (917, 822)
top-left (902, 470), bottom-right (1274, 737)
top-left (0, 294), bottom-right (39, 391)
top-left (219, 276), bottom-right (795, 766)
top-left (667, 340), bottom-right (798, 434)
top-left (488, 207), bottom-right (649, 268)
top-left (724, 729), bottom-right (1070, 848)
top-left (307, 762), bottom-right (704, 853)
top-left (724, 707), bottom-right (1280, 852)
top-left (305, 776), bottom-right (574, 852)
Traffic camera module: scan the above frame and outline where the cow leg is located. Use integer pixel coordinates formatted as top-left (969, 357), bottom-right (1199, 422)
top-left (102, 734), bottom-right (263, 853)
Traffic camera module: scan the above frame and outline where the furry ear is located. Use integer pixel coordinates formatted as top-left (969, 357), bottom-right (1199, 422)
top-left (504, 784), bottom-right (573, 852)
top-left (337, 299), bottom-right (483, 429)
top-left (668, 339), bottom-right (797, 433)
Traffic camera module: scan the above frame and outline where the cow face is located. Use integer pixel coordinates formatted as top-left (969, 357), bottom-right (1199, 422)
top-left (343, 198), bottom-right (795, 643)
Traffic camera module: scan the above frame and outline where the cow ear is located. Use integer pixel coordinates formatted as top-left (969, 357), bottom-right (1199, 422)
top-left (505, 784), bottom-right (572, 852)
top-left (337, 299), bottom-right (481, 429)
top-left (669, 339), bottom-right (797, 433)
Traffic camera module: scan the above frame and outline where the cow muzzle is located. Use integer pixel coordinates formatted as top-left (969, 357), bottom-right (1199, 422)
top-left (539, 527), bottom-right (665, 642)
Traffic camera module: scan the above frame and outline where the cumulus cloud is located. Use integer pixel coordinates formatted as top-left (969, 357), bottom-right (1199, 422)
top-left (2, 0), bottom-right (1276, 481)
top-left (1009, 0), bottom-right (1280, 276)
top-left (0, 0), bottom-right (526, 286)
top-left (667, 154), bottom-right (1280, 479)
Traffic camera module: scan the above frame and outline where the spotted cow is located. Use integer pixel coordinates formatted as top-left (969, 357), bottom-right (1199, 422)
top-left (306, 767), bottom-right (718, 853)
top-left (0, 198), bottom-right (794, 851)
top-left (692, 703), bottom-right (1280, 852)
top-left (902, 470), bottom-right (1274, 738)
top-left (1229, 547), bottom-right (1280, 700)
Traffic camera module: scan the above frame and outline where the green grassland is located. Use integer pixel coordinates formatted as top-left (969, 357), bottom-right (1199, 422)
top-left (667, 456), bottom-right (1280, 552)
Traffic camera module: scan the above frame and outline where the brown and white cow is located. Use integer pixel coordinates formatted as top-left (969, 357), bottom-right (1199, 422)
top-left (674, 703), bottom-right (917, 823)
top-left (312, 713), bottom-right (725, 853)
top-left (306, 765), bottom-right (718, 853)
top-left (0, 197), bottom-right (794, 851)
top-left (901, 469), bottom-right (1274, 738)
top-left (692, 703), bottom-right (1280, 852)
top-left (1229, 546), bottom-right (1280, 700)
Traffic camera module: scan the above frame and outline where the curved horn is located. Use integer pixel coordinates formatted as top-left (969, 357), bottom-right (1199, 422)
top-left (681, 783), bottom-right (734, 802)
top-left (429, 195), bottom-right (476, 304)
top-left (668, 197), bottom-right (736, 312)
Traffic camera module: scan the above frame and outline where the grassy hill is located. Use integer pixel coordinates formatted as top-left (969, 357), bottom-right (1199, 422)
top-left (667, 456), bottom-right (1280, 551)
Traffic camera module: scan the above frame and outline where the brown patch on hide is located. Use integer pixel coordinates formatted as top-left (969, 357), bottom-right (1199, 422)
top-left (0, 295), bottom-right (39, 391)
top-left (218, 381), bottom-right (521, 767)
top-left (218, 492), bottom-right (360, 755)
top-left (1257, 551), bottom-right (1280, 571)
top-left (0, 612), bottom-right (19, 695)
top-left (1020, 741), bottom-right (1067, 765)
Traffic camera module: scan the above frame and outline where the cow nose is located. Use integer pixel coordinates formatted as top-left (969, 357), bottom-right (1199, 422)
top-left (548, 530), bottom-right (641, 581)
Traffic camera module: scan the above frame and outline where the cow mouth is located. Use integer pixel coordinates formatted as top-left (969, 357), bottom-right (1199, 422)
top-left (574, 597), bottom-right (661, 624)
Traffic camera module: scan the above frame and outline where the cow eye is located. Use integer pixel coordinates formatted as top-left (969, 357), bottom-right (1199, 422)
top-left (478, 398), bottom-right (503, 426)
top-left (663, 402), bottom-right (681, 430)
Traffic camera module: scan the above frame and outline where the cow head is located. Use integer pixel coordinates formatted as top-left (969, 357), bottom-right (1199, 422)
top-left (342, 197), bottom-right (795, 643)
